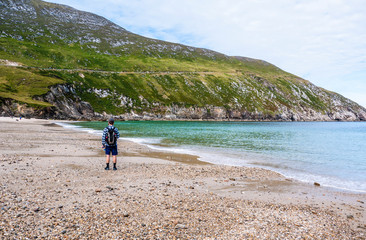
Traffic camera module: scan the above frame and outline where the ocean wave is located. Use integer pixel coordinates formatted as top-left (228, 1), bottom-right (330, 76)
top-left (55, 122), bottom-right (102, 135)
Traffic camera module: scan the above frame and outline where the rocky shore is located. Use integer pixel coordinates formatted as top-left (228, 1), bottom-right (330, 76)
top-left (0, 117), bottom-right (365, 239)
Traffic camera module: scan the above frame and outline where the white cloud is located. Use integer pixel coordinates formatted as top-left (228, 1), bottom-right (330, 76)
top-left (45, 0), bottom-right (366, 107)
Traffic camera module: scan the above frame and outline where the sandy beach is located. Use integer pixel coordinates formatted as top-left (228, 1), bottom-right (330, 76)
top-left (0, 117), bottom-right (365, 239)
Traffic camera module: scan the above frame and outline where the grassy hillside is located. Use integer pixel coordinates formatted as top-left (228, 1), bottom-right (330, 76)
top-left (1, 0), bottom-right (365, 120)
top-left (0, 31), bottom-right (312, 115)
top-left (5, 66), bottom-right (325, 117)
top-left (0, 66), bottom-right (63, 107)
top-left (0, 36), bottom-right (289, 75)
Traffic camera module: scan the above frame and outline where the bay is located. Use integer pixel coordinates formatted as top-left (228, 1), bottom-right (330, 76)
top-left (70, 121), bottom-right (366, 192)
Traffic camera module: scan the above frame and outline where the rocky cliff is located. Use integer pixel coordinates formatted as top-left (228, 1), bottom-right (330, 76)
top-left (2, 82), bottom-right (365, 121)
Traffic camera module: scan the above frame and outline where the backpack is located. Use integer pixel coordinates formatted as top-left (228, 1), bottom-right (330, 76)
top-left (106, 127), bottom-right (116, 146)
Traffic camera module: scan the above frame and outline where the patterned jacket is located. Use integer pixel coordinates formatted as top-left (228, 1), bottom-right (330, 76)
top-left (102, 125), bottom-right (120, 147)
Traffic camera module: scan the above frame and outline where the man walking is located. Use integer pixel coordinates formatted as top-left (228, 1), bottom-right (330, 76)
top-left (102, 118), bottom-right (120, 170)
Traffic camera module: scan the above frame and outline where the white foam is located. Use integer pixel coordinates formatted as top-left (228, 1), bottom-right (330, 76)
top-left (165, 146), bottom-right (366, 193)
top-left (55, 122), bottom-right (103, 136)
top-left (122, 137), bottom-right (162, 146)
top-left (277, 169), bottom-right (366, 193)
top-left (121, 137), bottom-right (201, 156)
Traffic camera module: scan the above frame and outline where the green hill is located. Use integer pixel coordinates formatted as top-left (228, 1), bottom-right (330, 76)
top-left (0, 0), bottom-right (365, 121)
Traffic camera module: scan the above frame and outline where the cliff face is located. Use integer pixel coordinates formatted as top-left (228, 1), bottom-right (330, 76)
top-left (38, 83), bottom-right (366, 121)
top-left (1, 0), bottom-right (366, 121)
top-left (2, 83), bottom-right (364, 121)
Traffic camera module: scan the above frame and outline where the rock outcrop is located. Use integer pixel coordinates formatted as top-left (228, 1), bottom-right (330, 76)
top-left (0, 85), bottom-right (95, 120)
top-left (4, 82), bottom-right (365, 121)
top-left (0, 98), bottom-right (57, 119)
top-left (40, 85), bottom-right (95, 119)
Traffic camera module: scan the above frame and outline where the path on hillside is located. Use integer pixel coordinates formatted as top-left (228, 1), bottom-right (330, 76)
top-left (0, 62), bottom-right (238, 75)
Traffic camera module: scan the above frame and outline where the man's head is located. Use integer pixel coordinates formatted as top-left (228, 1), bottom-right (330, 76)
top-left (108, 118), bottom-right (114, 125)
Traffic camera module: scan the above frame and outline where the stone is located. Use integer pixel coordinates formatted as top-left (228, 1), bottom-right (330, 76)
top-left (175, 224), bottom-right (188, 229)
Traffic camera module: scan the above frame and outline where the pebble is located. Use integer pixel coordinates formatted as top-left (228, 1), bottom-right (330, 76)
top-left (175, 224), bottom-right (188, 229)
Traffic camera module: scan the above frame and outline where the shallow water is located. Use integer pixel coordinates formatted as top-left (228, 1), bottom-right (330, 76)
top-left (70, 121), bottom-right (366, 192)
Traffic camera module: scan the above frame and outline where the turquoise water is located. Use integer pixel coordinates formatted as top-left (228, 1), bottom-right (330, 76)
top-left (68, 121), bottom-right (366, 192)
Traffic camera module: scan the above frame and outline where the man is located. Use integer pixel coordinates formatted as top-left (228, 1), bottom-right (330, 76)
top-left (102, 118), bottom-right (120, 170)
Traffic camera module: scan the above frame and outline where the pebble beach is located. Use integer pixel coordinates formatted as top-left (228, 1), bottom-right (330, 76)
top-left (0, 117), bottom-right (365, 239)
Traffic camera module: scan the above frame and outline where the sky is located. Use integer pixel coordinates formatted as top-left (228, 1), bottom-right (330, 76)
top-left (45, 0), bottom-right (366, 107)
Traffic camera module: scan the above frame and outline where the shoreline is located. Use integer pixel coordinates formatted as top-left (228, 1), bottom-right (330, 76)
top-left (3, 113), bottom-right (366, 123)
top-left (62, 119), bottom-right (366, 194)
top-left (0, 117), bottom-right (365, 238)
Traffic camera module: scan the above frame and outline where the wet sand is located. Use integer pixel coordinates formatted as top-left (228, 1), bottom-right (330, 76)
top-left (0, 117), bottom-right (365, 239)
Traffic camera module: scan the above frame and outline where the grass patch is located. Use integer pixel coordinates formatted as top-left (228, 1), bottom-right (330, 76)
top-left (0, 66), bottom-right (64, 107)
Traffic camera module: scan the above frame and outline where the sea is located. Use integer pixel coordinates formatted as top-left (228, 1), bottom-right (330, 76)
top-left (61, 121), bottom-right (366, 193)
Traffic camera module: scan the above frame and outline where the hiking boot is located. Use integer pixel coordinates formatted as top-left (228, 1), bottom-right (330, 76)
top-left (113, 166), bottom-right (117, 171)
top-left (105, 166), bottom-right (110, 170)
